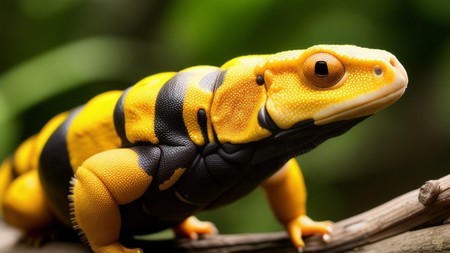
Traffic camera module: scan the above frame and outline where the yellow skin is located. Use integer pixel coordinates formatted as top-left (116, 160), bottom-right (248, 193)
top-left (0, 45), bottom-right (408, 253)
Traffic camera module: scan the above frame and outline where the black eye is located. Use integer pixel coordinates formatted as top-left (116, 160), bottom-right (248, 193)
top-left (315, 61), bottom-right (329, 77)
top-left (256, 75), bottom-right (265, 85)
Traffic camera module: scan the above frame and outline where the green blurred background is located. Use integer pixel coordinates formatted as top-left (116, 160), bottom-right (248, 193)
top-left (0, 0), bottom-right (449, 235)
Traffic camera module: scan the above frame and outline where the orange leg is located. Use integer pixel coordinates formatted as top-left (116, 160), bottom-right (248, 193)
top-left (71, 149), bottom-right (152, 253)
top-left (262, 159), bottom-right (332, 250)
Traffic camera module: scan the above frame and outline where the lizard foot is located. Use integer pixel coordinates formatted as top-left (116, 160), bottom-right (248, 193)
top-left (92, 242), bottom-right (143, 253)
top-left (284, 215), bottom-right (332, 251)
top-left (173, 216), bottom-right (218, 240)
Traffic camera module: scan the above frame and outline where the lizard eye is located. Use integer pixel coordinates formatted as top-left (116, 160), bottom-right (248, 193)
top-left (302, 53), bottom-right (345, 88)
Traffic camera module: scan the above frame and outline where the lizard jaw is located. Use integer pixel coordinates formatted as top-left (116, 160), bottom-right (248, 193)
top-left (313, 84), bottom-right (406, 125)
top-left (313, 57), bottom-right (408, 125)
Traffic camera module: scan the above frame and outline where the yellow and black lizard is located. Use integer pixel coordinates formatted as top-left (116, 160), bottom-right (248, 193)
top-left (0, 45), bottom-right (408, 253)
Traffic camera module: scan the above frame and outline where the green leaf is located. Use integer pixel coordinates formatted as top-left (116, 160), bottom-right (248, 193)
top-left (0, 36), bottom-right (149, 126)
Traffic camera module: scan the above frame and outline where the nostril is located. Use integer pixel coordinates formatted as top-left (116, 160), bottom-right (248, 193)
top-left (374, 65), bottom-right (383, 76)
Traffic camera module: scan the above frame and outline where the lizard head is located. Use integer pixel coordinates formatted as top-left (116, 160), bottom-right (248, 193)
top-left (211, 45), bottom-right (407, 156)
top-left (256, 45), bottom-right (407, 130)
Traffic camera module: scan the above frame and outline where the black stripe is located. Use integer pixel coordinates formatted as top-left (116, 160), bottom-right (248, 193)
top-left (39, 107), bottom-right (81, 224)
top-left (114, 88), bottom-right (133, 147)
top-left (9, 153), bottom-right (20, 179)
top-left (213, 70), bottom-right (227, 91)
top-left (199, 69), bottom-right (221, 91)
top-left (154, 72), bottom-right (193, 145)
top-left (131, 145), bottom-right (161, 177)
top-left (197, 109), bottom-right (209, 144)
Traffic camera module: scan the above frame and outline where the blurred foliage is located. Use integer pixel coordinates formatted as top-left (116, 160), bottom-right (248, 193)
top-left (1, 0), bottom-right (450, 235)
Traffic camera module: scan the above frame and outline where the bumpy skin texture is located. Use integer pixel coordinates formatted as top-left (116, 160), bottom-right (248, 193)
top-left (0, 45), bottom-right (408, 252)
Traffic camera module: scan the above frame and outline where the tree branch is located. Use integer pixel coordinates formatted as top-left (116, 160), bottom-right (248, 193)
top-left (135, 174), bottom-right (450, 253)
top-left (4, 174), bottom-right (448, 252)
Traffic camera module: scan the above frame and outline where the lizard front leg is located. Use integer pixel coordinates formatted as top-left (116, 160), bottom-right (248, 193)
top-left (262, 159), bottom-right (332, 250)
top-left (71, 148), bottom-right (153, 253)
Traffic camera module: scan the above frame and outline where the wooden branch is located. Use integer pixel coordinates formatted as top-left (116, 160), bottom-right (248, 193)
top-left (4, 174), bottom-right (448, 252)
top-left (134, 173), bottom-right (450, 253)
top-left (350, 224), bottom-right (450, 253)
top-left (303, 174), bottom-right (450, 252)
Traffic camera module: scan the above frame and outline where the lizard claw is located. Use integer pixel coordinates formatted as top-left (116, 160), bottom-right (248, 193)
top-left (92, 242), bottom-right (142, 253)
top-left (173, 216), bottom-right (218, 240)
top-left (285, 215), bottom-right (333, 250)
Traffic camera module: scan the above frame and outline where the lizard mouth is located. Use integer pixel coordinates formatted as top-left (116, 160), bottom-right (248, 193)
top-left (313, 85), bottom-right (406, 125)
top-left (257, 106), bottom-right (368, 141)
top-left (257, 77), bottom-right (406, 142)
top-left (313, 56), bottom-right (408, 125)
